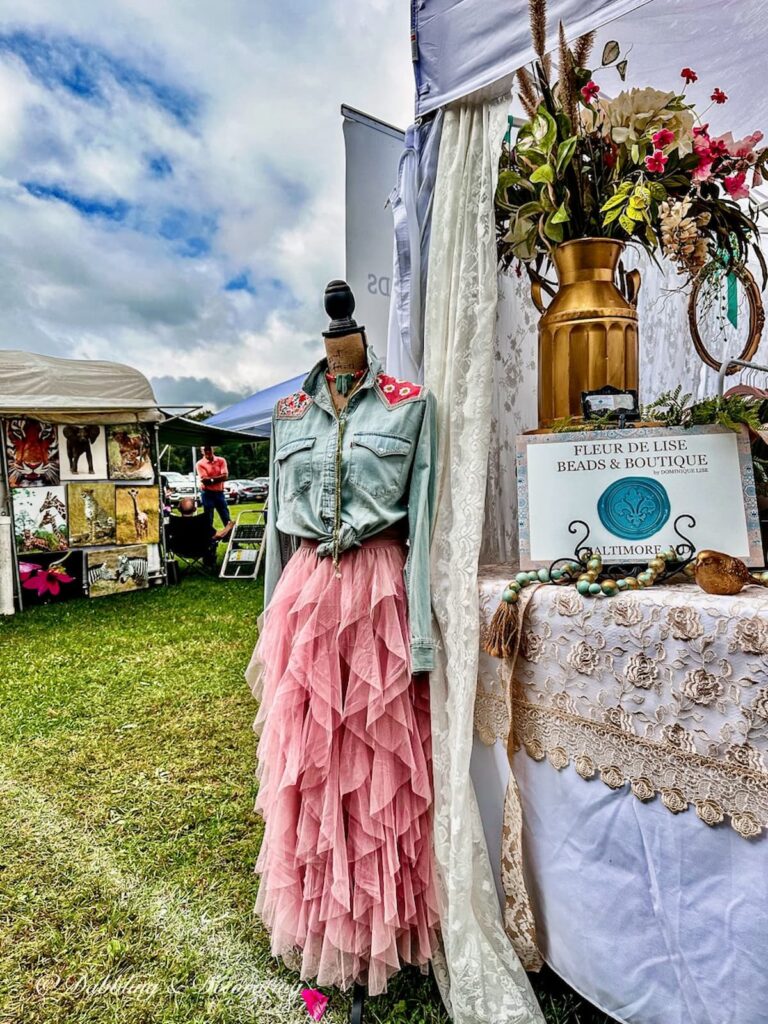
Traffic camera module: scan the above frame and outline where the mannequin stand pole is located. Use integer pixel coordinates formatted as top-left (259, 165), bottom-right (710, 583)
top-left (350, 983), bottom-right (366, 1024)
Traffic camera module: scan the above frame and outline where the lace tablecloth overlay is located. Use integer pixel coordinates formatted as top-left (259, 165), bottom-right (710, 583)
top-left (476, 565), bottom-right (768, 841)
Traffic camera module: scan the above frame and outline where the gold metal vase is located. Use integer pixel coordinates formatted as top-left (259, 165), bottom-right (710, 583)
top-left (533, 238), bottom-right (640, 426)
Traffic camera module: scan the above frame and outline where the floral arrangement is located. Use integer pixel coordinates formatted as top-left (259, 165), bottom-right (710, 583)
top-left (496, 0), bottom-right (768, 283)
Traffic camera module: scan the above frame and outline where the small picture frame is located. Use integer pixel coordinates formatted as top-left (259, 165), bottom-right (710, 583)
top-left (581, 385), bottom-right (640, 423)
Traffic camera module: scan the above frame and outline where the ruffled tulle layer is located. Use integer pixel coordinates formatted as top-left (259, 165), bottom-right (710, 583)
top-left (246, 538), bottom-right (440, 995)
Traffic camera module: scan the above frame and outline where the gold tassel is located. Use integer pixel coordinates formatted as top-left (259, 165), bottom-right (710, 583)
top-left (483, 598), bottom-right (521, 660)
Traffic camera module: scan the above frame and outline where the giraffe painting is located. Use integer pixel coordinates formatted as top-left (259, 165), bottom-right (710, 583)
top-left (115, 486), bottom-right (160, 545)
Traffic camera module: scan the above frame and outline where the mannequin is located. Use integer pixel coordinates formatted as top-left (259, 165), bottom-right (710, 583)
top-left (247, 280), bottom-right (439, 1024)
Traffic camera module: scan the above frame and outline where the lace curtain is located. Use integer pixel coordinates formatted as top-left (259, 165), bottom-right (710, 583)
top-left (424, 97), bottom-right (544, 1024)
top-left (481, 248), bottom-right (768, 565)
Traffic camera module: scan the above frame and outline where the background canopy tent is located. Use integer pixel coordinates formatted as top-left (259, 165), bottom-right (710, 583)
top-left (0, 349), bottom-right (161, 424)
top-left (204, 374), bottom-right (306, 438)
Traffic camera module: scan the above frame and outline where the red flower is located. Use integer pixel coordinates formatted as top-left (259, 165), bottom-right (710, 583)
top-left (581, 81), bottom-right (600, 104)
top-left (708, 137), bottom-right (728, 157)
top-left (724, 172), bottom-right (749, 200)
top-left (693, 124), bottom-right (709, 138)
top-left (711, 88), bottom-right (728, 104)
top-left (20, 565), bottom-right (74, 597)
top-left (681, 68), bottom-right (698, 84)
top-left (645, 149), bottom-right (668, 174)
top-left (652, 128), bottom-right (675, 148)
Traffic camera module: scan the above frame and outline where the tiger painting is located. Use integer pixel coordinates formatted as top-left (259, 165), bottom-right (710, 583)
top-left (4, 418), bottom-right (61, 487)
top-left (106, 425), bottom-right (153, 480)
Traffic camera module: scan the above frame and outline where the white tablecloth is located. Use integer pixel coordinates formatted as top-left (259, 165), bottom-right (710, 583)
top-left (471, 567), bottom-right (768, 1024)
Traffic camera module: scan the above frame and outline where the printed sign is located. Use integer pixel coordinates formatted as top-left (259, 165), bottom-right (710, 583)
top-left (517, 425), bottom-right (762, 566)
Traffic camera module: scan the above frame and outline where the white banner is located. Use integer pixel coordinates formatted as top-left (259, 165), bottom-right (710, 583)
top-left (342, 105), bottom-right (404, 359)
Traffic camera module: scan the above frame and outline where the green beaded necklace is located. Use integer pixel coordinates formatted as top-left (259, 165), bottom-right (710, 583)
top-left (501, 546), bottom-right (680, 605)
top-left (485, 547), bottom-right (680, 659)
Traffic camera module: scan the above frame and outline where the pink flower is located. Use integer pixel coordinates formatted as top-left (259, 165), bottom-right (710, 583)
top-left (708, 137), bottom-right (729, 157)
top-left (724, 172), bottom-right (749, 200)
top-left (581, 81), bottom-right (600, 104)
top-left (20, 566), bottom-right (74, 597)
top-left (717, 130), bottom-right (764, 159)
top-left (301, 989), bottom-right (329, 1022)
top-left (693, 124), bottom-right (709, 138)
top-left (711, 88), bottom-right (728, 104)
top-left (681, 68), bottom-right (698, 84)
top-left (645, 150), bottom-right (668, 173)
top-left (652, 128), bottom-right (675, 148)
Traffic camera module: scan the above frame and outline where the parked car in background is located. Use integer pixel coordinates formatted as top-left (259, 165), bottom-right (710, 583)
top-left (167, 475), bottom-right (197, 507)
top-left (225, 479), bottom-right (250, 504)
top-left (237, 478), bottom-right (269, 503)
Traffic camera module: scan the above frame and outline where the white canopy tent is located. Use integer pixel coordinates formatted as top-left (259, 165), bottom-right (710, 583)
top-left (387, 5), bottom-right (768, 1024)
top-left (0, 349), bottom-right (162, 424)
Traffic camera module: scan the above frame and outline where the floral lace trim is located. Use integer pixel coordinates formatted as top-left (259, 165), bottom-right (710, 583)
top-left (511, 699), bottom-right (768, 839)
top-left (474, 688), bottom-right (510, 746)
top-left (501, 772), bottom-right (543, 972)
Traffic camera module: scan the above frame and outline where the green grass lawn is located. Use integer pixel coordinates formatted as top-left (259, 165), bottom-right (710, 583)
top-left (0, 505), bottom-right (612, 1024)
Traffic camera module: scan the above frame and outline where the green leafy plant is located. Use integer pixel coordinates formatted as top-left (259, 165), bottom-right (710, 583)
top-left (496, 0), bottom-right (768, 285)
top-left (644, 385), bottom-right (767, 430)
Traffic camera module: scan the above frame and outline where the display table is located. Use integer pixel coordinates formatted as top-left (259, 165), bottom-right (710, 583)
top-left (471, 566), bottom-right (768, 1024)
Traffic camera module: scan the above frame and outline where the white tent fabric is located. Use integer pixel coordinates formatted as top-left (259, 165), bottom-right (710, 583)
top-left (0, 350), bottom-right (161, 423)
top-left (424, 96), bottom-right (544, 1024)
top-left (412, 0), bottom-right (645, 116)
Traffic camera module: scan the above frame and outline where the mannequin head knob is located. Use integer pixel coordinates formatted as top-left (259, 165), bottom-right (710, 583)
top-left (323, 279), bottom-right (364, 338)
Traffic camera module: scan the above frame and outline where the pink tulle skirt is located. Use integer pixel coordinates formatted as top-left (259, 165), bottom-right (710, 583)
top-left (246, 537), bottom-right (440, 995)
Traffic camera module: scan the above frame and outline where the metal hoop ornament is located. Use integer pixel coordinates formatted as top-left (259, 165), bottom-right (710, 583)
top-left (688, 261), bottom-right (764, 374)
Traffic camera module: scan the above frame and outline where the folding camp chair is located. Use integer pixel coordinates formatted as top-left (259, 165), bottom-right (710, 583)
top-left (164, 513), bottom-right (218, 576)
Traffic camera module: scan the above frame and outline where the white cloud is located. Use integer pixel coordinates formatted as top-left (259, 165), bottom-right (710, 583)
top-left (0, 0), bottom-right (412, 407)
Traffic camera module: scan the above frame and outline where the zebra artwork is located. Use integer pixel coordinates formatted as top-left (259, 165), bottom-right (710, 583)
top-left (87, 562), bottom-right (116, 589)
top-left (115, 554), bottom-right (149, 586)
top-left (86, 545), bottom-right (150, 598)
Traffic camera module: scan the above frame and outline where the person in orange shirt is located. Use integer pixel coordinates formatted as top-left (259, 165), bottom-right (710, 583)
top-left (196, 445), bottom-right (232, 529)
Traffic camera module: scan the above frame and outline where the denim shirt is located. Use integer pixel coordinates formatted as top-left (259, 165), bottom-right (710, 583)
top-left (264, 347), bottom-right (437, 672)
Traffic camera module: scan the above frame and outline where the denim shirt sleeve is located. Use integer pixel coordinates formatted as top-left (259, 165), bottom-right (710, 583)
top-left (264, 414), bottom-right (284, 607)
top-left (404, 389), bottom-right (437, 672)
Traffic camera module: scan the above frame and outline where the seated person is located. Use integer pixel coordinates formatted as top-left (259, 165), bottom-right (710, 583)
top-left (166, 497), bottom-right (233, 569)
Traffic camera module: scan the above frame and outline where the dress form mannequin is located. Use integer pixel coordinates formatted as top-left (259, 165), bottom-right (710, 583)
top-left (322, 280), bottom-right (369, 415)
top-left (325, 331), bottom-right (367, 413)
top-left (324, 280), bottom-right (370, 1024)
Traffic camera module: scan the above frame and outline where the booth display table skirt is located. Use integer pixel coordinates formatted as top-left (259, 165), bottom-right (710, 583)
top-left (473, 566), bottom-right (768, 1024)
top-left (247, 537), bottom-right (440, 996)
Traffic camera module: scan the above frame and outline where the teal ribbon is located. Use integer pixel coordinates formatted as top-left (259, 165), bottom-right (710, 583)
top-left (334, 373), bottom-right (355, 396)
top-left (727, 271), bottom-right (738, 329)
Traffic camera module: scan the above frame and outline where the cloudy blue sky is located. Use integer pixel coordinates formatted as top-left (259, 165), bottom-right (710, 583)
top-left (0, 1), bottom-right (412, 409)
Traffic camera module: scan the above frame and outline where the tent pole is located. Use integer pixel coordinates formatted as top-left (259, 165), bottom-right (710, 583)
top-left (153, 423), bottom-right (169, 588)
top-left (0, 421), bottom-right (23, 611)
top-left (192, 446), bottom-right (199, 504)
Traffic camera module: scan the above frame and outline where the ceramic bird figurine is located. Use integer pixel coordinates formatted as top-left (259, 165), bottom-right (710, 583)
top-left (693, 550), bottom-right (768, 595)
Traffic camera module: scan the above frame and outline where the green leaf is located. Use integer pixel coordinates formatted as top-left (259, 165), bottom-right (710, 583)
top-left (601, 191), bottom-right (629, 212)
top-left (648, 182), bottom-right (667, 201)
top-left (601, 40), bottom-right (620, 65)
top-left (616, 59), bottom-right (628, 81)
top-left (497, 169), bottom-right (524, 191)
top-left (551, 202), bottom-right (570, 224)
top-left (630, 143), bottom-right (641, 164)
top-left (543, 212), bottom-right (565, 242)
top-left (530, 162), bottom-right (555, 184)
top-left (626, 205), bottom-right (645, 222)
top-left (619, 212), bottom-right (637, 234)
top-left (602, 206), bottom-right (623, 225)
top-left (555, 136), bottom-right (578, 175)
top-left (644, 223), bottom-right (657, 246)
top-left (531, 109), bottom-right (558, 153)
top-left (517, 200), bottom-right (544, 219)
